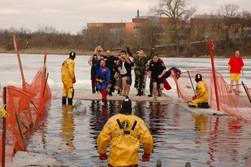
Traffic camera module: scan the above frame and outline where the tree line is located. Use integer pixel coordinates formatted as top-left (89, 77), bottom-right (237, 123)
top-left (0, 0), bottom-right (250, 57)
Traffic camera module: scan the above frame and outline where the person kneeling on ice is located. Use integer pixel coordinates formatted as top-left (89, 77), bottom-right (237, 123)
top-left (96, 58), bottom-right (111, 104)
top-left (97, 98), bottom-right (154, 167)
top-left (188, 74), bottom-right (209, 108)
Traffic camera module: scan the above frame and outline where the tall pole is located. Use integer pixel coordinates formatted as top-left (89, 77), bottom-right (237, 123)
top-left (208, 40), bottom-right (220, 111)
top-left (13, 35), bottom-right (33, 126)
top-left (13, 35), bottom-right (26, 90)
top-left (43, 54), bottom-right (47, 77)
top-left (2, 87), bottom-right (7, 167)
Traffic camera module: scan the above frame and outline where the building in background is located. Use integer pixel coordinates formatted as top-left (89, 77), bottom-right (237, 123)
top-left (86, 10), bottom-right (186, 50)
top-left (85, 10), bottom-right (251, 56)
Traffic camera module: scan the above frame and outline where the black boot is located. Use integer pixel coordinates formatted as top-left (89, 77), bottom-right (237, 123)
top-left (62, 96), bottom-right (67, 105)
top-left (108, 90), bottom-right (113, 96)
top-left (136, 89), bottom-right (143, 96)
top-left (68, 98), bottom-right (73, 105)
top-left (139, 90), bottom-right (144, 96)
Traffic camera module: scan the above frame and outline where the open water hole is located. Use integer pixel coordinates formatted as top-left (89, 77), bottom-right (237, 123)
top-left (26, 98), bottom-right (251, 167)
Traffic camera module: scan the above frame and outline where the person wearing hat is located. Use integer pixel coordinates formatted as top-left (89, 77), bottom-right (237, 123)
top-left (97, 98), bottom-right (154, 166)
top-left (61, 51), bottom-right (76, 105)
top-left (187, 74), bottom-right (209, 108)
top-left (88, 46), bottom-right (104, 94)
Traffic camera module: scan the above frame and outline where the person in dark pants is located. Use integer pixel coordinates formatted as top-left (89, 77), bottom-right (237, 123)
top-left (127, 46), bottom-right (155, 96)
top-left (88, 46), bottom-right (104, 94)
top-left (147, 57), bottom-right (165, 97)
top-left (103, 50), bottom-right (119, 96)
top-left (148, 53), bottom-right (166, 100)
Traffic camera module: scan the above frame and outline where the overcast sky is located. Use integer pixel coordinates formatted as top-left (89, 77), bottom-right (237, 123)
top-left (0, 0), bottom-right (250, 34)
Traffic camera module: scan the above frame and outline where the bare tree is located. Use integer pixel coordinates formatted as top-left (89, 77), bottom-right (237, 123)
top-left (216, 4), bottom-right (241, 50)
top-left (150, 0), bottom-right (196, 54)
top-left (84, 27), bottom-right (102, 50)
top-left (137, 17), bottom-right (164, 49)
top-left (236, 10), bottom-right (251, 51)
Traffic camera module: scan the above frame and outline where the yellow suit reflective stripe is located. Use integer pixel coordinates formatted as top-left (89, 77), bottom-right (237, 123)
top-left (112, 114), bottom-right (139, 138)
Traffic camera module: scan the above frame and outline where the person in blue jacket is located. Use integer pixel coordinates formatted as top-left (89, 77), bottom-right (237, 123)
top-left (96, 58), bottom-right (111, 104)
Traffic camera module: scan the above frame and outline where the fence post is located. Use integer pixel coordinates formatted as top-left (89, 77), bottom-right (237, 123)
top-left (2, 87), bottom-right (7, 167)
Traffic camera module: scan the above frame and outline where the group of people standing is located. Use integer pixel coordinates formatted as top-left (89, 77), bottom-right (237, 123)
top-left (59, 48), bottom-right (244, 110)
top-left (87, 46), bottom-right (169, 104)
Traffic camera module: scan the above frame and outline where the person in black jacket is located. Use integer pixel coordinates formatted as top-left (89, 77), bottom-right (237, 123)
top-left (148, 53), bottom-right (166, 100)
top-left (88, 46), bottom-right (104, 94)
top-left (103, 50), bottom-right (119, 96)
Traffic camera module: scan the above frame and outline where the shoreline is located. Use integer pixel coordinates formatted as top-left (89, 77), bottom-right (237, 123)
top-left (0, 48), bottom-right (250, 58)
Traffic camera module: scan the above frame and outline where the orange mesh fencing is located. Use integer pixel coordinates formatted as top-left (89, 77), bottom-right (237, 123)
top-left (172, 69), bottom-right (251, 123)
top-left (0, 67), bottom-right (51, 164)
top-left (27, 67), bottom-right (51, 124)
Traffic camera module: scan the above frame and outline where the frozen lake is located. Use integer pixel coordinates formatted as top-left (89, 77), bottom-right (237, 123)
top-left (0, 53), bottom-right (251, 167)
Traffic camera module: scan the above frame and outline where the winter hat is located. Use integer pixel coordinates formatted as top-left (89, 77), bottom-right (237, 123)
top-left (69, 51), bottom-right (76, 60)
top-left (195, 74), bottom-right (202, 83)
top-left (121, 98), bottom-right (132, 114)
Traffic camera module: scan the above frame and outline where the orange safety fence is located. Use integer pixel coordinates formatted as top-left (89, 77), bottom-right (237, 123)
top-left (0, 67), bottom-right (51, 164)
top-left (172, 69), bottom-right (251, 123)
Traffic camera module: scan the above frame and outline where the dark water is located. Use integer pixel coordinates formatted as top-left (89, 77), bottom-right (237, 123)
top-left (27, 97), bottom-right (251, 167)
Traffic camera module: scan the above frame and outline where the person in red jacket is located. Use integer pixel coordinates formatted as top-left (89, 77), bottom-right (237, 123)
top-left (228, 50), bottom-right (244, 93)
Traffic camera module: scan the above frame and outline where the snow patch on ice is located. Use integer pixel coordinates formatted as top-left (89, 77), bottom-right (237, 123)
top-left (6, 151), bottom-right (61, 167)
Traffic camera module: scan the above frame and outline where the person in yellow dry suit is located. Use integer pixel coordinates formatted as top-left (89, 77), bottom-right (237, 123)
top-left (188, 74), bottom-right (210, 108)
top-left (61, 51), bottom-right (76, 105)
top-left (97, 98), bottom-right (154, 167)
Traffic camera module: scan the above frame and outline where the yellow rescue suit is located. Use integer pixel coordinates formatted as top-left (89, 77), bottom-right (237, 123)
top-left (97, 114), bottom-right (153, 167)
top-left (188, 80), bottom-right (209, 108)
top-left (61, 58), bottom-right (75, 99)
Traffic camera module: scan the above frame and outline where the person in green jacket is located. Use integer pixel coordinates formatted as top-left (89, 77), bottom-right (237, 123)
top-left (126, 46), bottom-right (155, 96)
